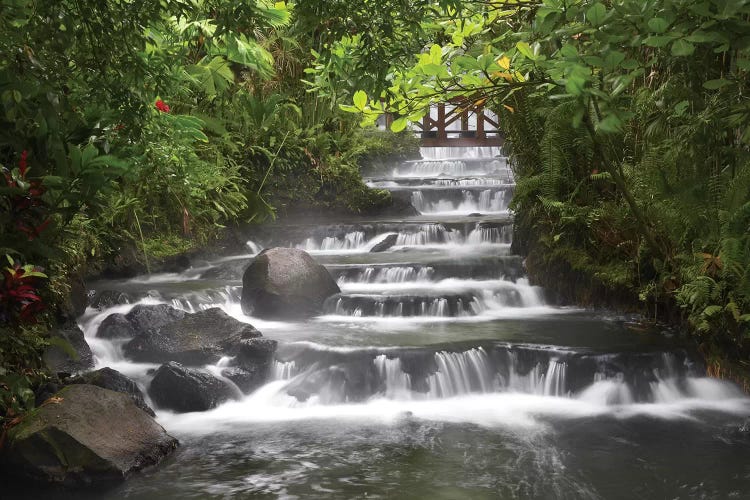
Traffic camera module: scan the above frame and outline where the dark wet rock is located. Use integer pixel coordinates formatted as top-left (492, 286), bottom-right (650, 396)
top-left (241, 247), bottom-right (340, 319)
top-left (1, 385), bottom-right (178, 486)
top-left (374, 190), bottom-right (420, 216)
top-left (123, 307), bottom-right (262, 365)
top-left (125, 304), bottom-right (185, 332)
top-left (232, 337), bottom-right (278, 364)
top-left (97, 313), bottom-right (135, 339)
top-left (89, 290), bottom-right (134, 309)
top-left (148, 362), bottom-right (236, 413)
top-left (220, 366), bottom-right (266, 394)
top-left (67, 367), bottom-right (154, 417)
top-left (468, 212), bottom-right (482, 217)
top-left (160, 254), bottom-right (191, 273)
top-left (97, 304), bottom-right (185, 339)
top-left (220, 337), bottom-right (277, 393)
top-left (370, 233), bottom-right (398, 253)
top-left (43, 323), bottom-right (95, 377)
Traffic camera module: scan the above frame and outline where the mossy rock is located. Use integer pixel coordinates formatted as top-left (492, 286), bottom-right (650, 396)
top-left (2, 385), bottom-right (178, 486)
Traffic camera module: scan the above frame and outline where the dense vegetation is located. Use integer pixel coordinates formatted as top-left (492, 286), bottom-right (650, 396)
top-left (313, 0), bottom-right (750, 381)
top-left (2, 0), bottom-right (748, 427)
top-left (0, 0), bottom-right (419, 425)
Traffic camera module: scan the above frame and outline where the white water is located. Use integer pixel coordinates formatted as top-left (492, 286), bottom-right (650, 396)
top-left (294, 223), bottom-right (510, 253)
top-left (80, 145), bottom-right (750, 444)
top-left (411, 188), bottom-right (508, 215)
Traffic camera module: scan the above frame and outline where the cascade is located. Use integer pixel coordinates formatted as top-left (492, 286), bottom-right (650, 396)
top-left (74, 144), bottom-right (750, 499)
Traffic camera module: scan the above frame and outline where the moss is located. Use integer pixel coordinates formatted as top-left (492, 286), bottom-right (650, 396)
top-left (141, 234), bottom-right (196, 260)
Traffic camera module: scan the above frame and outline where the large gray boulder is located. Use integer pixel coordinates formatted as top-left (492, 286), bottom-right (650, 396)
top-left (122, 307), bottom-right (264, 365)
top-left (240, 247), bottom-right (340, 319)
top-left (97, 304), bottom-right (185, 339)
top-left (67, 367), bottom-right (155, 417)
top-left (1, 385), bottom-right (178, 486)
top-left (148, 362), bottom-right (236, 413)
top-left (43, 323), bottom-right (95, 377)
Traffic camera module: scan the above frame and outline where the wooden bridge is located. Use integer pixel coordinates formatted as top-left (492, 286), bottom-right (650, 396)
top-left (385, 100), bottom-right (505, 148)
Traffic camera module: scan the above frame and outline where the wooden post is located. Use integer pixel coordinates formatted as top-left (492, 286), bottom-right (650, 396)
top-left (437, 103), bottom-right (447, 140)
top-left (476, 107), bottom-right (485, 139)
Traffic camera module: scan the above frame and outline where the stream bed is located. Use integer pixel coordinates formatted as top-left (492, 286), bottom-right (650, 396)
top-left (29, 147), bottom-right (750, 499)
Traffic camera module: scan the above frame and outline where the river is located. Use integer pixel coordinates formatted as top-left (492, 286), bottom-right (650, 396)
top-left (58, 147), bottom-right (750, 498)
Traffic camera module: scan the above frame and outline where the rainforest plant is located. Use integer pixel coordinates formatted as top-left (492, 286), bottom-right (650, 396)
top-left (319, 0), bottom-right (750, 372)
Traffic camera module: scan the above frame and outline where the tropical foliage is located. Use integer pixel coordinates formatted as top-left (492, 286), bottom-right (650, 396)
top-left (0, 0), bottom-right (414, 423)
top-left (318, 0), bottom-right (750, 373)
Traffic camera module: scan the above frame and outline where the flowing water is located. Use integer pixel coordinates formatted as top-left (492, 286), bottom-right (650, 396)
top-left (37, 148), bottom-right (750, 498)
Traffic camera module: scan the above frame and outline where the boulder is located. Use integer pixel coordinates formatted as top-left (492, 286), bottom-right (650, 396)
top-left (380, 191), bottom-right (420, 216)
top-left (148, 362), bottom-right (236, 413)
top-left (240, 247), bottom-right (340, 319)
top-left (67, 367), bottom-right (155, 417)
top-left (89, 290), bottom-right (133, 310)
top-left (97, 313), bottom-right (135, 339)
top-left (122, 307), bottom-right (262, 365)
top-left (1, 385), bottom-right (177, 486)
top-left (221, 337), bottom-right (278, 393)
top-left (97, 304), bottom-right (185, 339)
top-left (43, 324), bottom-right (95, 377)
top-left (370, 233), bottom-right (398, 253)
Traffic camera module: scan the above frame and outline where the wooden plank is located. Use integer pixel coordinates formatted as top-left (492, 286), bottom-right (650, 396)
top-left (483, 114), bottom-right (500, 129)
top-left (437, 103), bottom-right (447, 139)
top-left (421, 135), bottom-right (505, 148)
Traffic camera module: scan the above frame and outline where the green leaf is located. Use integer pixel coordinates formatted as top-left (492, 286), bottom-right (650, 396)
top-left (353, 90), bottom-right (367, 111)
top-left (429, 44), bottom-right (442, 64)
top-left (703, 78), bottom-right (731, 89)
top-left (674, 100), bottom-right (690, 115)
top-left (603, 50), bottom-right (626, 70)
top-left (647, 17), bottom-right (669, 33)
top-left (516, 42), bottom-right (535, 60)
top-left (452, 55), bottom-right (481, 71)
top-left (391, 117), bottom-right (408, 133)
top-left (597, 114), bottom-right (623, 133)
top-left (644, 35), bottom-right (673, 48)
top-left (703, 305), bottom-right (723, 317)
top-left (560, 44), bottom-right (578, 58)
top-left (671, 39), bottom-right (695, 56)
top-left (339, 104), bottom-right (359, 113)
top-left (586, 3), bottom-right (607, 27)
top-left (226, 35), bottom-right (274, 78)
top-left (81, 143), bottom-right (98, 166)
top-left (41, 175), bottom-right (64, 188)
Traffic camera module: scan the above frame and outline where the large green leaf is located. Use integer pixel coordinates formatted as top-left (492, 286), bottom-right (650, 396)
top-left (353, 90), bottom-right (368, 111)
top-left (586, 3), bottom-right (607, 27)
top-left (671, 39), bottom-right (695, 56)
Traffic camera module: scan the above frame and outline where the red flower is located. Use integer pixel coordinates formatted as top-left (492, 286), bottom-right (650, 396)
top-left (19, 150), bottom-right (28, 176)
top-left (155, 99), bottom-right (171, 113)
top-left (591, 169), bottom-right (599, 175)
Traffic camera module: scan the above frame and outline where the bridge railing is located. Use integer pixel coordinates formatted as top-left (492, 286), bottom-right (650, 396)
top-left (384, 101), bottom-right (504, 147)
